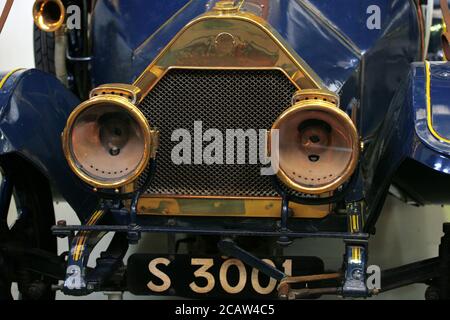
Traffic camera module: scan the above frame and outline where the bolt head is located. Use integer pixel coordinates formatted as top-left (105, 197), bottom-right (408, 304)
top-left (277, 236), bottom-right (293, 247)
top-left (352, 268), bottom-right (364, 280)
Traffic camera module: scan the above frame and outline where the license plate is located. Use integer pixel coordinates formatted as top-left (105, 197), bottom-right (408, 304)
top-left (127, 254), bottom-right (324, 298)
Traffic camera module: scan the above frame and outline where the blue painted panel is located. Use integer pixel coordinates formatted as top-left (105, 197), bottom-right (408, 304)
top-left (307, 0), bottom-right (416, 51)
top-left (0, 69), bottom-right (98, 220)
top-left (91, 0), bottom-right (193, 86)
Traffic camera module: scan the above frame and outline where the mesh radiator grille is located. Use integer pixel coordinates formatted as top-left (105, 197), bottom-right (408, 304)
top-left (138, 68), bottom-right (297, 197)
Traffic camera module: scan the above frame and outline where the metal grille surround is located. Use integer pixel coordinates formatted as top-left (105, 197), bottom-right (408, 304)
top-left (138, 68), bottom-right (297, 197)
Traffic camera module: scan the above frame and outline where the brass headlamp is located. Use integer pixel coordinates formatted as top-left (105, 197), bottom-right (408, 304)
top-left (62, 84), bottom-right (158, 189)
top-left (271, 90), bottom-right (359, 195)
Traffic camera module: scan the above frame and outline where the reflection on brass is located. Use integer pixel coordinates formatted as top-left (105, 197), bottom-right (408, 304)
top-left (33, 0), bottom-right (65, 32)
top-left (213, 0), bottom-right (243, 13)
top-left (135, 196), bottom-right (330, 219)
top-left (272, 89), bottom-right (359, 195)
top-left (62, 93), bottom-right (158, 189)
top-left (214, 32), bottom-right (236, 54)
top-left (133, 8), bottom-right (324, 99)
top-left (292, 89), bottom-right (339, 105)
top-left (90, 84), bottom-right (143, 105)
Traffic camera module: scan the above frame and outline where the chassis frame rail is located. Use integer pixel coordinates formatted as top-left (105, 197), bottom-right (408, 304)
top-left (52, 223), bottom-right (369, 240)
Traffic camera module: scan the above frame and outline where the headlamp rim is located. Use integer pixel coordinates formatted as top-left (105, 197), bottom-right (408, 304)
top-left (33, 0), bottom-right (66, 33)
top-left (271, 99), bottom-right (360, 195)
top-left (62, 95), bottom-right (152, 189)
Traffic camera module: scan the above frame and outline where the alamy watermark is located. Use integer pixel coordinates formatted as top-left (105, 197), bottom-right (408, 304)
top-left (367, 265), bottom-right (381, 291)
top-left (56, 4), bottom-right (383, 31)
top-left (53, 5), bottom-right (82, 30)
top-left (170, 121), bottom-right (279, 176)
top-left (367, 5), bottom-right (381, 30)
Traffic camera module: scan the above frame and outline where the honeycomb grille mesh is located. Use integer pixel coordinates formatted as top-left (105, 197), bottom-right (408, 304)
top-left (138, 68), bottom-right (297, 197)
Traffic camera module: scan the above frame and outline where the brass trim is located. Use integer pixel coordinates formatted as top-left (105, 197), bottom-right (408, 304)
top-left (292, 89), bottom-right (340, 105)
top-left (142, 194), bottom-right (283, 200)
top-left (62, 95), bottom-right (156, 189)
top-left (142, 66), bottom-right (301, 98)
top-left (133, 10), bottom-right (324, 100)
top-left (33, 0), bottom-right (65, 32)
top-left (272, 90), bottom-right (360, 195)
top-left (135, 196), bottom-right (330, 219)
top-left (90, 84), bottom-right (143, 105)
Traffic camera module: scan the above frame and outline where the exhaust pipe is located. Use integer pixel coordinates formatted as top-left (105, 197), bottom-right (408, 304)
top-left (33, 0), bottom-right (65, 32)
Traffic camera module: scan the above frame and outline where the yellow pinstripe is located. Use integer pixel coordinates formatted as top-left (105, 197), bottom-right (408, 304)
top-left (425, 61), bottom-right (450, 144)
top-left (73, 210), bottom-right (104, 261)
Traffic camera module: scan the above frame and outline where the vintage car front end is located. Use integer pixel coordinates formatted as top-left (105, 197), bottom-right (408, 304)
top-left (53, 1), bottom-right (369, 298)
top-left (2, 0), bottom-right (450, 300)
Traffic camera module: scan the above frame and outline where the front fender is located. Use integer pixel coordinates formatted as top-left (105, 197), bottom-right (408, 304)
top-left (413, 61), bottom-right (450, 156)
top-left (0, 69), bottom-right (98, 220)
top-left (367, 62), bottom-right (450, 212)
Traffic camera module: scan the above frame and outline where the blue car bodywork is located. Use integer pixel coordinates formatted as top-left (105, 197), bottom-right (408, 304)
top-left (2, 0), bottom-right (446, 223)
top-left (0, 69), bottom-right (98, 220)
top-left (1, 0), bottom-right (450, 299)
